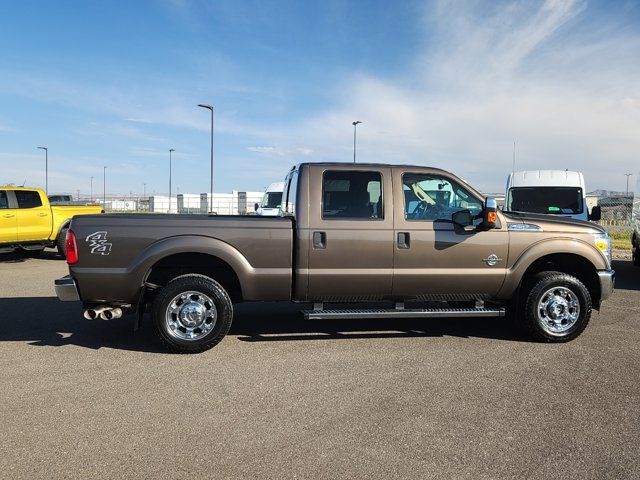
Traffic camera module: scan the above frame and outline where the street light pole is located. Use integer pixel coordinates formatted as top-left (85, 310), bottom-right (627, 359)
top-left (169, 148), bottom-right (175, 213)
top-left (625, 173), bottom-right (632, 195)
top-left (90, 176), bottom-right (93, 202)
top-left (103, 166), bottom-right (107, 207)
top-left (352, 121), bottom-right (362, 163)
top-left (37, 146), bottom-right (48, 193)
top-left (198, 104), bottom-right (215, 212)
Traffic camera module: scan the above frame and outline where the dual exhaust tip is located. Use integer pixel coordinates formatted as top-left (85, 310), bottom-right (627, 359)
top-left (83, 307), bottom-right (123, 321)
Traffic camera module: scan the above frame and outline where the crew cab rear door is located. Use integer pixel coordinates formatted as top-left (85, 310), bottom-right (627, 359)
top-left (15, 190), bottom-right (52, 241)
top-left (306, 165), bottom-right (394, 300)
top-left (392, 168), bottom-right (508, 299)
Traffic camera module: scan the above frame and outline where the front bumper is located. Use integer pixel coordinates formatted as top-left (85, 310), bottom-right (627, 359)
top-left (55, 275), bottom-right (80, 302)
top-left (597, 269), bottom-right (615, 302)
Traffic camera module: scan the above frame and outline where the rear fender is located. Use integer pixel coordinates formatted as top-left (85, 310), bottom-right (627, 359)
top-left (134, 235), bottom-right (290, 301)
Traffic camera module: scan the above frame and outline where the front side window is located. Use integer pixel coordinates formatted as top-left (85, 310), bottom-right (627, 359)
top-left (15, 190), bottom-right (43, 209)
top-left (322, 171), bottom-right (383, 220)
top-left (403, 173), bottom-right (483, 221)
top-left (0, 192), bottom-right (8, 209)
top-left (507, 187), bottom-right (583, 214)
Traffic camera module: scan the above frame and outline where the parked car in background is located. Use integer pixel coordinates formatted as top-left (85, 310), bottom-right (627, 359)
top-left (0, 187), bottom-right (104, 257)
top-left (48, 194), bottom-right (93, 206)
top-left (633, 174), bottom-right (640, 266)
top-left (505, 170), bottom-right (601, 222)
top-left (254, 182), bottom-right (284, 216)
top-left (56, 163), bottom-right (614, 353)
top-left (48, 194), bottom-right (74, 203)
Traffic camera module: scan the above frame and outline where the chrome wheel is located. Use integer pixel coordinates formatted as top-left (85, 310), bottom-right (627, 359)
top-left (165, 291), bottom-right (217, 341)
top-left (537, 286), bottom-right (580, 335)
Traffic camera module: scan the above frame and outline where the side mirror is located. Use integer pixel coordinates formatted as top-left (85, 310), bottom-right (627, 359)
top-left (254, 203), bottom-right (259, 212)
top-left (452, 209), bottom-right (473, 227)
top-left (589, 205), bottom-right (601, 222)
top-left (482, 197), bottom-right (499, 229)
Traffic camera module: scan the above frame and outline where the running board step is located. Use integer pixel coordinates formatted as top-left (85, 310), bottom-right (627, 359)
top-left (302, 307), bottom-right (505, 320)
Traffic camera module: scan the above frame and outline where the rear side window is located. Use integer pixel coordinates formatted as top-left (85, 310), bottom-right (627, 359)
top-left (322, 171), bottom-right (383, 219)
top-left (0, 192), bottom-right (8, 209)
top-left (15, 190), bottom-right (43, 209)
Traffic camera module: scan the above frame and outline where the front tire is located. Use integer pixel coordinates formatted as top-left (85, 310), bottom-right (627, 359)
top-left (521, 271), bottom-right (592, 342)
top-left (152, 274), bottom-right (233, 353)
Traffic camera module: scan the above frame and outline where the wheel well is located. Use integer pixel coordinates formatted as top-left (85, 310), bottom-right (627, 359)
top-left (57, 221), bottom-right (71, 239)
top-left (520, 253), bottom-right (600, 308)
top-left (145, 253), bottom-right (243, 303)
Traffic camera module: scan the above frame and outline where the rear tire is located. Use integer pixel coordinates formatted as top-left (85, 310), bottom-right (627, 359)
top-left (521, 271), bottom-right (591, 342)
top-left (57, 228), bottom-right (68, 258)
top-left (152, 274), bottom-right (233, 353)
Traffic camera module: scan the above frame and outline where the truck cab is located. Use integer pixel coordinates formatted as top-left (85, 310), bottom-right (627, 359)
top-left (255, 182), bottom-right (284, 216)
top-left (505, 170), bottom-right (601, 222)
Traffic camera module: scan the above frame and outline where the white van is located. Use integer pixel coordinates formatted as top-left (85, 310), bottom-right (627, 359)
top-left (254, 182), bottom-right (285, 216)
top-left (505, 170), bottom-right (600, 222)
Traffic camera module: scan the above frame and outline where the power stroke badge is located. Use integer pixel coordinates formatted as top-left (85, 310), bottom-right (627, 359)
top-left (86, 231), bottom-right (112, 255)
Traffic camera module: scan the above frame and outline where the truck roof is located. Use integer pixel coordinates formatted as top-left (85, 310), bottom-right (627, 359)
top-left (265, 182), bottom-right (285, 192)
top-left (0, 186), bottom-right (45, 192)
top-left (296, 162), bottom-right (452, 175)
top-left (507, 170), bottom-right (585, 188)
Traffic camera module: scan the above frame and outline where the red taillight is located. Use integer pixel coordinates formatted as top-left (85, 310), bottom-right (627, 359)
top-left (66, 230), bottom-right (78, 265)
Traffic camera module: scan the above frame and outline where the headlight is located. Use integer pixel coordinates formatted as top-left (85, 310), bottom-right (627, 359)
top-left (594, 233), bottom-right (612, 263)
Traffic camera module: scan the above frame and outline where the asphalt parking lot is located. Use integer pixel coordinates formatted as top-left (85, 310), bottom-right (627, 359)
top-left (0, 252), bottom-right (639, 479)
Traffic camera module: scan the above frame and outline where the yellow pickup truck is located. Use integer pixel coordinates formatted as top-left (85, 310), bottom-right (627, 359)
top-left (0, 187), bottom-right (104, 258)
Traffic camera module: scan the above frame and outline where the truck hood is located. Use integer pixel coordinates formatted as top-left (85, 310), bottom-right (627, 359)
top-left (502, 211), bottom-right (606, 234)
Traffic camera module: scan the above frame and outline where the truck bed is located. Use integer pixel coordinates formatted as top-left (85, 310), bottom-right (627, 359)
top-left (69, 214), bottom-right (294, 304)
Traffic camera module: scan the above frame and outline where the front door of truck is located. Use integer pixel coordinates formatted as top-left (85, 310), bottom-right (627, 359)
top-left (307, 166), bottom-right (394, 301)
top-left (15, 190), bottom-right (52, 241)
top-left (0, 191), bottom-right (18, 244)
top-left (392, 170), bottom-right (508, 299)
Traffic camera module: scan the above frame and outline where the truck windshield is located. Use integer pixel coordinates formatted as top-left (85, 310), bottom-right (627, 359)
top-left (507, 187), bottom-right (583, 214)
top-left (261, 192), bottom-right (282, 209)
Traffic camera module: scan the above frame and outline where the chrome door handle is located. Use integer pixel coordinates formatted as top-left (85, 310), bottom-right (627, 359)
top-left (2, 214), bottom-right (15, 218)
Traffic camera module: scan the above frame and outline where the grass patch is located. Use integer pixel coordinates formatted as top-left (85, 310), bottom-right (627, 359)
top-left (606, 229), bottom-right (633, 250)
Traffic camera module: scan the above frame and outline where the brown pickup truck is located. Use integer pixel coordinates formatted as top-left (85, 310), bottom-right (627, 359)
top-left (55, 163), bottom-right (614, 353)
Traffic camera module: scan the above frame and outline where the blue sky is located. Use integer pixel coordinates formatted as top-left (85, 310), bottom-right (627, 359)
top-left (0, 0), bottom-right (639, 196)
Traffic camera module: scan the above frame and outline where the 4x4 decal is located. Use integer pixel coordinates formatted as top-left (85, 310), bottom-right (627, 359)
top-left (86, 231), bottom-right (112, 255)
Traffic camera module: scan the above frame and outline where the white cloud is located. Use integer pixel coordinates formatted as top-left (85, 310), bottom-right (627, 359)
top-left (246, 0), bottom-right (640, 192)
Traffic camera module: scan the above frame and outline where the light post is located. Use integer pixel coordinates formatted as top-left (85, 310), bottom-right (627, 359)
top-left (103, 166), bottom-right (107, 207)
top-left (625, 173), bottom-right (632, 195)
top-left (37, 146), bottom-right (48, 193)
top-left (169, 148), bottom-right (175, 213)
top-left (352, 121), bottom-right (362, 163)
top-left (197, 104), bottom-right (214, 212)
top-left (90, 176), bottom-right (93, 202)
top-left (143, 183), bottom-right (146, 198)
